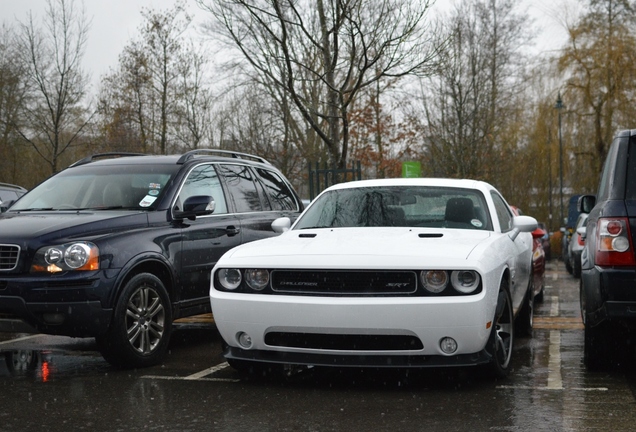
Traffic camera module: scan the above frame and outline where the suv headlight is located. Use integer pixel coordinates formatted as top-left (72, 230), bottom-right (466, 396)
top-left (31, 242), bottom-right (99, 273)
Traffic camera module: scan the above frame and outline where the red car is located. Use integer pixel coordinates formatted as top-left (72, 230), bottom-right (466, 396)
top-left (511, 207), bottom-right (546, 302)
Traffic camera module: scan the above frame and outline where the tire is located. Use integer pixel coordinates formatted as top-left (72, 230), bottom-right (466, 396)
top-left (535, 282), bottom-right (544, 303)
top-left (572, 256), bottom-right (581, 278)
top-left (584, 321), bottom-right (613, 371)
top-left (485, 281), bottom-right (514, 378)
top-left (97, 273), bottom-right (172, 369)
top-left (515, 280), bottom-right (534, 337)
top-left (565, 256), bottom-right (573, 274)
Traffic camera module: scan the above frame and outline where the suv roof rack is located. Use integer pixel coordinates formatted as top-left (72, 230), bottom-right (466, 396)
top-left (69, 152), bottom-right (149, 168)
top-left (0, 182), bottom-right (27, 191)
top-left (177, 149), bottom-right (271, 165)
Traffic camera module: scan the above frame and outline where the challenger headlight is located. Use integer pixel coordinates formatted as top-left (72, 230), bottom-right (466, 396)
top-left (245, 269), bottom-right (269, 291)
top-left (31, 242), bottom-right (99, 273)
top-left (450, 270), bottom-right (480, 294)
top-left (217, 268), bottom-right (242, 290)
top-left (420, 270), bottom-right (448, 293)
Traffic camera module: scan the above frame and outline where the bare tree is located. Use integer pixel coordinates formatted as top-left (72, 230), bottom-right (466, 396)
top-left (98, 1), bottom-right (215, 155)
top-left (0, 24), bottom-right (30, 183)
top-left (15, 0), bottom-right (92, 174)
top-left (421, 0), bottom-right (529, 189)
top-left (198, 0), bottom-right (438, 169)
top-left (558, 0), bottom-right (636, 174)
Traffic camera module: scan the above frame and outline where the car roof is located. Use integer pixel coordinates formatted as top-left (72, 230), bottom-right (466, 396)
top-left (321, 178), bottom-right (495, 193)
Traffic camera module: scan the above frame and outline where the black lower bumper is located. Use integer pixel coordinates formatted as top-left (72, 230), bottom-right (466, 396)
top-left (224, 346), bottom-right (492, 369)
top-left (0, 295), bottom-right (112, 337)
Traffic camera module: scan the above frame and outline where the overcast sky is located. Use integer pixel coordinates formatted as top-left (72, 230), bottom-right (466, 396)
top-left (0, 0), bottom-right (574, 94)
top-left (0, 0), bottom-right (207, 93)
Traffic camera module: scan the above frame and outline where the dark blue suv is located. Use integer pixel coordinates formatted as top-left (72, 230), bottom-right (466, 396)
top-left (0, 151), bottom-right (303, 368)
top-left (579, 130), bottom-right (636, 369)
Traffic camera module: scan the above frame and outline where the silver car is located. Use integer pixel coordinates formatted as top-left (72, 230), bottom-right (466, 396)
top-left (568, 212), bottom-right (588, 278)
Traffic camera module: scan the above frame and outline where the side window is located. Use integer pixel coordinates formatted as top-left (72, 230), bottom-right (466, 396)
top-left (255, 168), bottom-right (297, 211)
top-left (218, 164), bottom-right (263, 213)
top-left (490, 192), bottom-right (513, 232)
top-left (600, 138), bottom-right (621, 201)
top-left (178, 164), bottom-right (227, 214)
top-left (625, 138), bottom-right (636, 200)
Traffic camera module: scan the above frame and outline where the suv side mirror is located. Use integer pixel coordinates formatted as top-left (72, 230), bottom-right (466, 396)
top-left (174, 195), bottom-right (215, 221)
top-left (0, 199), bottom-right (15, 213)
top-left (578, 195), bottom-right (596, 214)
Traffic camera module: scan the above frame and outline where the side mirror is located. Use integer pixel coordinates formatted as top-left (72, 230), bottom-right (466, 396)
top-left (0, 199), bottom-right (15, 213)
top-left (510, 215), bottom-right (538, 241)
top-left (272, 217), bottom-right (291, 233)
top-left (174, 195), bottom-right (215, 221)
top-left (578, 195), bottom-right (596, 214)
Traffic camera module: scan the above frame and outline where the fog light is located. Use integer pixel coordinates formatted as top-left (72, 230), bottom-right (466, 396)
top-left (440, 337), bottom-right (458, 354)
top-left (237, 332), bottom-right (253, 349)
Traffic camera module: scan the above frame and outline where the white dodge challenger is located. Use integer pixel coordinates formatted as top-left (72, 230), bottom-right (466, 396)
top-left (210, 178), bottom-right (537, 377)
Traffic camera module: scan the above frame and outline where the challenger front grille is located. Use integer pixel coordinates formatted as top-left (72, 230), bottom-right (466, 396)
top-left (0, 244), bottom-right (20, 271)
top-left (271, 270), bottom-right (417, 295)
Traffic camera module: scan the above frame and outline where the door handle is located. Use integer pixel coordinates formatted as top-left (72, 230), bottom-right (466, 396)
top-left (226, 226), bottom-right (240, 237)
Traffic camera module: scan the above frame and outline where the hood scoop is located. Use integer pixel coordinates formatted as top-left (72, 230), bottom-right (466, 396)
top-left (418, 233), bottom-right (443, 238)
top-left (298, 233), bottom-right (317, 238)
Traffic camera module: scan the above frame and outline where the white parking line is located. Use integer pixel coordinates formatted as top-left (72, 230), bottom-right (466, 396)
top-left (141, 362), bottom-right (241, 382)
top-left (547, 330), bottom-right (563, 390)
top-left (184, 362), bottom-right (230, 380)
top-left (550, 296), bottom-right (559, 317)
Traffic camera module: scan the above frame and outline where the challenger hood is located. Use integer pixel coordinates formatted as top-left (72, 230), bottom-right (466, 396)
top-left (220, 227), bottom-right (495, 269)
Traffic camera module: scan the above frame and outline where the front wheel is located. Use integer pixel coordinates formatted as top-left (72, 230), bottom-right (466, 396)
top-left (97, 273), bottom-right (172, 369)
top-left (485, 281), bottom-right (514, 378)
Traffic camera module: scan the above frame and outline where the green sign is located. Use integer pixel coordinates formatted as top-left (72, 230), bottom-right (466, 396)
top-left (402, 161), bottom-right (421, 178)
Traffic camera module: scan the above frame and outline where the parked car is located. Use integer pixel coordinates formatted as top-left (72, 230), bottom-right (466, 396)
top-left (579, 129), bottom-right (636, 370)
top-left (511, 207), bottom-right (547, 303)
top-left (0, 150), bottom-right (303, 368)
top-left (210, 178), bottom-right (538, 378)
top-left (567, 212), bottom-right (588, 278)
top-left (0, 182), bottom-right (27, 212)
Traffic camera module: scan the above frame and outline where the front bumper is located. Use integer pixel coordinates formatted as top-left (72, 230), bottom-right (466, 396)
top-left (210, 290), bottom-right (494, 365)
top-left (0, 271), bottom-right (115, 337)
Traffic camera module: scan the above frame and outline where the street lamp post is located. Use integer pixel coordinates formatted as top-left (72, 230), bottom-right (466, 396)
top-left (555, 92), bottom-right (565, 227)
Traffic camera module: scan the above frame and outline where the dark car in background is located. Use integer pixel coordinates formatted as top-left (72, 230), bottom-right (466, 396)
top-left (579, 129), bottom-right (636, 369)
top-left (0, 150), bottom-right (303, 368)
top-left (0, 182), bottom-right (27, 212)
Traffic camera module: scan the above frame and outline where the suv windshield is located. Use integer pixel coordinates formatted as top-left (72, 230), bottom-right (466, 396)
top-left (12, 164), bottom-right (178, 211)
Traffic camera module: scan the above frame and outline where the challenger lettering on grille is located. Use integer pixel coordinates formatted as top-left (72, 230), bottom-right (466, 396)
top-left (271, 270), bottom-right (417, 295)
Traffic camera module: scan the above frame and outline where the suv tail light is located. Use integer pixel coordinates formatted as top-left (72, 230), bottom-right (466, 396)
top-left (595, 218), bottom-right (636, 266)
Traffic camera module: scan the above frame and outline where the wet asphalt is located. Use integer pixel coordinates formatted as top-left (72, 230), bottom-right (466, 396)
top-left (1, 260), bottom-right (635, 431)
